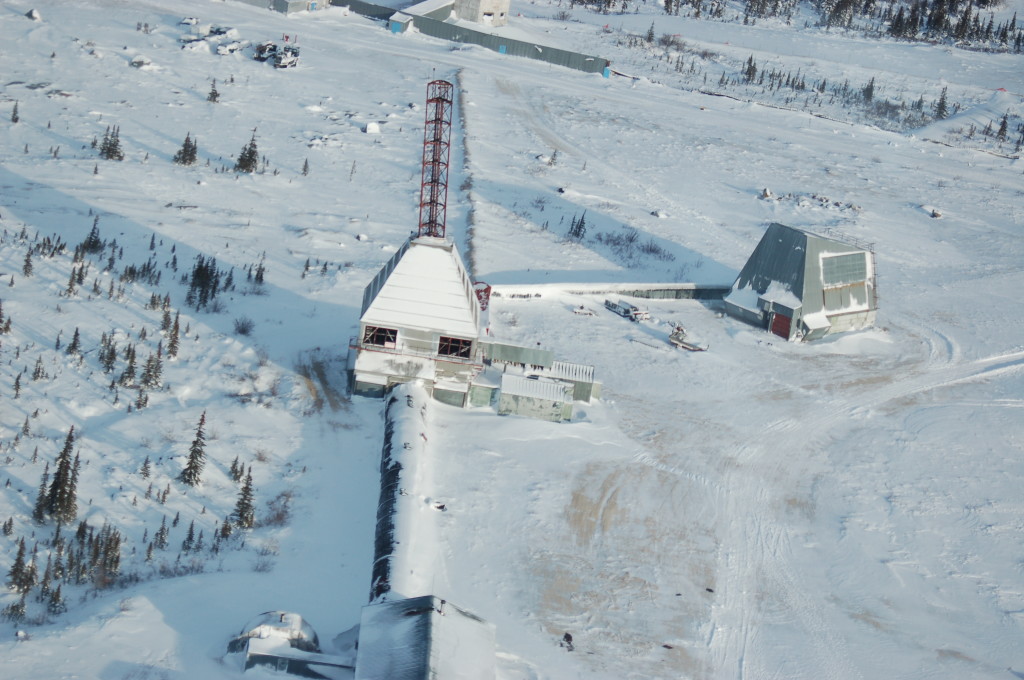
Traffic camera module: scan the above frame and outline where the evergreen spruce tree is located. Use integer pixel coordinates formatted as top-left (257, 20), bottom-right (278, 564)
top-left (82, 217), bottom-right (103, 254)
top-left (233, 467), bottom-right (256, 529)
top-left (179, 411), bottom-right (207, 486)
top-left (168, 312), bottom-right (181, 358)
top-left (11, 101), bottom-right (19, 124)
top-left (47, 583), bottom-right (66, 615)
top-left (140, 455), bottom-right (151, 479)
top-left (14, 372), bottom-right (22, 398)
top-left (118, 344), bottom-right (137, 387)
top-left (173, 133), bottom-right (198, 166)
top-left (141, 352), bottom-right (162, 389)
top-left (207, 79), bottom-right (220, 103)
top-left (32, 462), bottom-right (50, 524)
top-left (935, 87), bottom-right (949, 119)
top-left (182, 520), bottom-right (195, 552)
top-left (46, 427), bottom-right (78, 524)
top-left (22, 250), bottom-right (33, 277)
top-left (32, 356), bottom-right (46, 381)
top-left (302, 158), bottom-right (310, 176)
top-left (6, 538), bottom-right (27, 591)
top-left (99, 125), bottom-right (125, 161)
top-left (65, 327), bottom-right (82, 356)
top-left (234, 130), bottom-right (259, 173)
top-left (155, 515), bottom-right (169, 549)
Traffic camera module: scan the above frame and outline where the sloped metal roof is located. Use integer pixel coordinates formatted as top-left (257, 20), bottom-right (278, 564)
top-left (355, 596), bottom-right (495, 680)
top-left (361, 236), bottom-right (480, 338)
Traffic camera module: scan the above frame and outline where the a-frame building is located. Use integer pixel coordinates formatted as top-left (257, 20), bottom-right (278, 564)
top-left (348, 235), bottom-right (483, 406)
top-left (724, 223), bottom-right (878, 341)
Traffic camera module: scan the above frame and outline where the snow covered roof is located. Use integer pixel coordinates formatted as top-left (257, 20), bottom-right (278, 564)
top-left (545, 360), bottom-right (595, 384)
top-left (500, 374), bottom-right (573, 402)
top-left (361, 236), bottom-right (480, 339)
top-left (355, 596), bottom-right (495, 680)
top-left (238, 611), bottom-right (320, 652)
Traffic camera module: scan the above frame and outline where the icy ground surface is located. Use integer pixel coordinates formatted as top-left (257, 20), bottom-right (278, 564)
top-left (0, 0), bottom-right (1022, 678)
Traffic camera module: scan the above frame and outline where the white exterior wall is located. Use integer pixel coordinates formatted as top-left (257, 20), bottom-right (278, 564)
top-left (453, 0), bottom-right (510, 26)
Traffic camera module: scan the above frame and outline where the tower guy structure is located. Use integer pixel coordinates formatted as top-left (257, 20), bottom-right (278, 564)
top-left (417, 80), bottom-right (454, 239)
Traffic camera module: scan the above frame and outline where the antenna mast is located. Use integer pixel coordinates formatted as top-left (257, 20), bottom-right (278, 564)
top-left (417, 80), bottom-right (454, 239)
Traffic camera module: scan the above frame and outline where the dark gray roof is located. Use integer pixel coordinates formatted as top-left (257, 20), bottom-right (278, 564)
top-left (732, 223), bottom-right (808, 300)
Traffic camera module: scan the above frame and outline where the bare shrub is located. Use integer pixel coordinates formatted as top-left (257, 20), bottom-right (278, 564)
top-left (260, 491), bottom-right (292, 527)
top-left (233, 316), bottom-right (255, 336)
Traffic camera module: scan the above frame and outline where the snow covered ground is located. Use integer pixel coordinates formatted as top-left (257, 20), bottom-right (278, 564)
top-left (0, 0), bottom-right (1022, 678)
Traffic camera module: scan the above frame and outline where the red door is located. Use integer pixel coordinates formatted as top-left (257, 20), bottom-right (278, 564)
top-left (770, 313), bottom-right (791, 339)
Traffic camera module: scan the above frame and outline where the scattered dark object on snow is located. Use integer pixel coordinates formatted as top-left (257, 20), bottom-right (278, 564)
top-left (560, 632), bottom-right (575, 651)
top-left (663, 644), bottom-right (674, 649)
top-left (706, 587), bottom-right (715, 593)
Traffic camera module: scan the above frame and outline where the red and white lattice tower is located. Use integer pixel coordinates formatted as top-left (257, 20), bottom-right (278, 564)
top-left (417, 80), bottom-right (454, 239)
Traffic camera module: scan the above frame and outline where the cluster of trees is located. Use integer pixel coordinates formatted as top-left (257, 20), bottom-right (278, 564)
top-left (3, 521), bottom-right (123, 621)
top-left (97, 126), bottom-right (125, 161)
top-left (184, 255), bottom-right (233, 309)
top-left (884, 0), bottom-right (1021, 49)
top-left (567, 212), bottom-right (588, 241)
top-left (172, 133), bottom-right (198, 166)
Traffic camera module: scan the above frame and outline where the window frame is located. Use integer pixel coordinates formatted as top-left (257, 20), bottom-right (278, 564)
top-left (363, 326), bottom-right (397, 349)
top-left (437, 335), bottom-right (473, 359)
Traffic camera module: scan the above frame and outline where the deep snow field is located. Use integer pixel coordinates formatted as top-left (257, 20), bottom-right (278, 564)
top-left (0, 0), bottom-right (1022, 678)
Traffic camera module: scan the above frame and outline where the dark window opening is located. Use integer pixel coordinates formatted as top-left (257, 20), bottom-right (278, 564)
top-left (438, 336), bottom-right (472, 358)
top-left (364, 326), bottom-right (397, 348)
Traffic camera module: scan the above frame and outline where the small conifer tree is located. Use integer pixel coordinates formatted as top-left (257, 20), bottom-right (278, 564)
top-left (207, 79), bottom-right (220, 103)
top-left (180, 411), bottom-right (207, 486)
top-left (233, 468), bottom-right (256, 529)
top-left (46, 428), bottom-right (79, 524)
top-left (234, 130), bottom-right (259, 173)
top-left (173, 132), bottom-right (198, 165)
top-left (65, 327), bottom-right (81, 356)
top-left (935, 87), bottom-right (949, 120)
top-left (11, 101), bottom-right (19, 124)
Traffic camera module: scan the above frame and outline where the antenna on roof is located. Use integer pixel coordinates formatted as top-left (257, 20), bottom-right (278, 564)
top-left (417, 80), bottom-right (454, 239)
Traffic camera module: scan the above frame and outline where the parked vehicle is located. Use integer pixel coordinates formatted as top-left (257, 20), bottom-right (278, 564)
top-left (273, 44), bottom-right (300, 69)
top-left (217, 40), bottom-right (249, 55)
top-left (604, 299), bottom-right (649, 322)
top-left (668, 325), bottom-right (707, 351)
top-left (253, 41), bottom-right (277, 62)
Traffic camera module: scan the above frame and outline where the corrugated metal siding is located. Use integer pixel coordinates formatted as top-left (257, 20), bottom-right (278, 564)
top-left (547, 360), bottom-right (594, 383)
top-left (500, 374), bottom-right (571, 401)
top-left (483, 342), bottom-right (554, 367)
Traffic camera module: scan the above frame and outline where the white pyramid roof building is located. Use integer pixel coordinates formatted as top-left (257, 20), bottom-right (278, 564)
top-left (350, 236), bottom-right (483, 403)
top-left (360, 236), bottom-right (479, 338)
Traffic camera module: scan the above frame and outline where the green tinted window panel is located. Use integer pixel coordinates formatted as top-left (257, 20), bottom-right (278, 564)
top-left (822, 253), bottom-right (867, 287)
